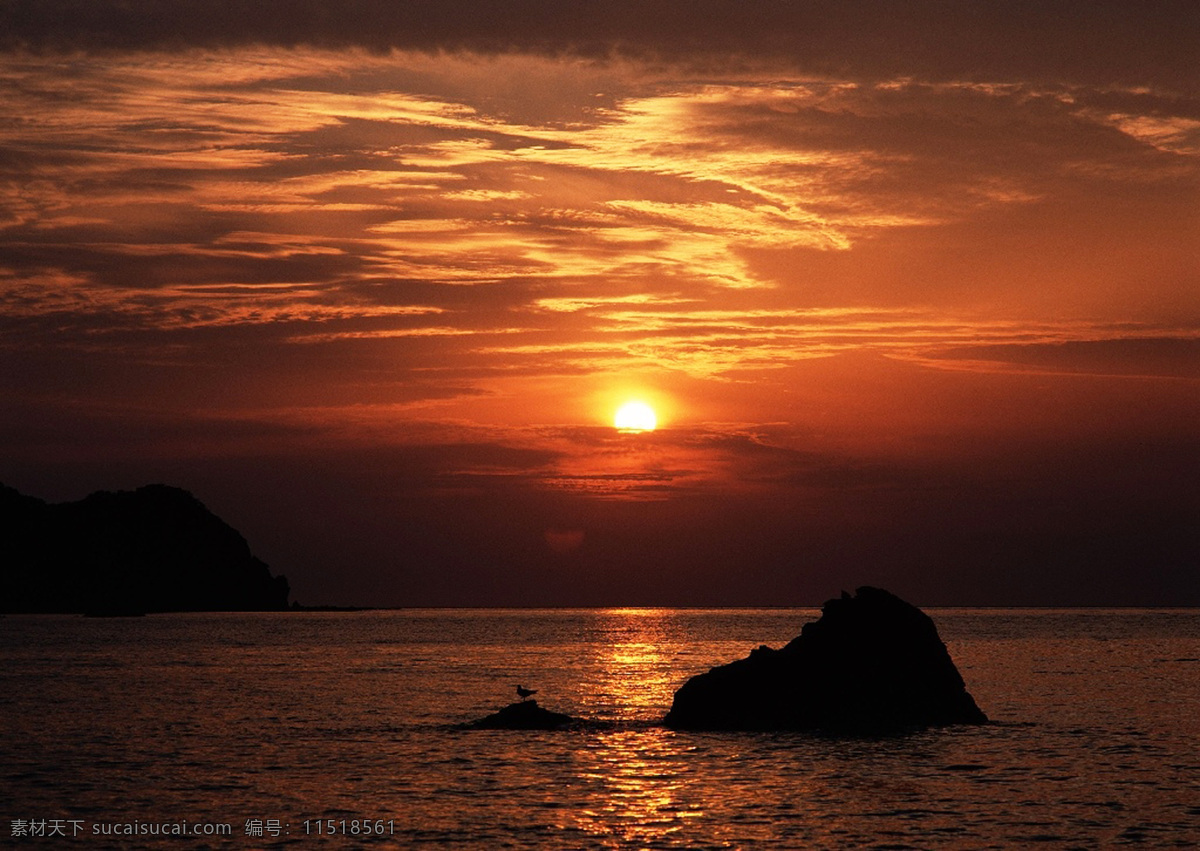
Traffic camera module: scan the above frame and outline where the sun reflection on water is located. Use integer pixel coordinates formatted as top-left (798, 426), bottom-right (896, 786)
top-left (572, 729), bottom-right (705, 846)
top-left (585, 608), bottom-right (681, 720)
top-left (562, 609), bottom-right (708, 844)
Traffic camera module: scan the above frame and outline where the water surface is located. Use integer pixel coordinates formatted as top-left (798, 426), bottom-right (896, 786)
top-left (3, 608), bottom-right (1199, 847)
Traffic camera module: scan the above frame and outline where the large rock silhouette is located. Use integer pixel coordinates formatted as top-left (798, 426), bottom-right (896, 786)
top-left (664, 586), bottom-right (987, 732)
top-left (1, 483), bottom-right (289, 613)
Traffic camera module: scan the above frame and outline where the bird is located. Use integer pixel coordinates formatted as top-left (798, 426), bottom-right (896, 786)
top-left (516, 684), bottom-right (537, 702)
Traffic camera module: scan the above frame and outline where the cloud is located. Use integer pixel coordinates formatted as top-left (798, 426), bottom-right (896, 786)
top-left (4, 48), bottom-right (1194, 372)
top-left (917, 337), bottom-right (1200, 379)
top-left (11, 407), bottom-right (1196, 605)
top-left (1, 41), bottom-right (1196, 490)
top-left (3, 1), bottom-right (1196, 90)
top-left (1, 7), bottom-right (1196, 606)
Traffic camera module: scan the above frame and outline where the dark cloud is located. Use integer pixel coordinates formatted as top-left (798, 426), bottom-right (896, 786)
top-left (928, 338), bottom-right (1200, 379)
top-left (4, 425), bottom-right (1195, 606)
top-left (0, 242), bottom-right (368, 290)
top-left (3, 1), bottom-right (1196, 88)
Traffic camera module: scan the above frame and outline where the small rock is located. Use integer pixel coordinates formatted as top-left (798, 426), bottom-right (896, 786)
top-left (467, 700), bottom-right (580, 730)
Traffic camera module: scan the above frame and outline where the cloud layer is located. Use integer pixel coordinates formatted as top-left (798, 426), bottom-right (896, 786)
top-left (1, 10), bottom-right (1197, 604)
top-left (3, 49), bottom-right (1196, 389)
top-left (4, 1), bottom-right (1197, 90)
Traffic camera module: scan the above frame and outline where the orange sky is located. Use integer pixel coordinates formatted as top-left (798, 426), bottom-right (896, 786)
top-left (1, 2), bottom-right (1197, 605)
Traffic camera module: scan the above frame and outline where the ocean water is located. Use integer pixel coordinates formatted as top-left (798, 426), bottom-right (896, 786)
top-left (2, 608), bottom-right (1199, 848)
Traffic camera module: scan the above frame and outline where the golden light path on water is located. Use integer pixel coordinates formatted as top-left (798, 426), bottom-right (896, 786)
top-left (573, 730), bottom-right (703, 845)
top-left (560, 607), bottom-right (844, 846)
top-left (574, 609), bottom-right (703, 843)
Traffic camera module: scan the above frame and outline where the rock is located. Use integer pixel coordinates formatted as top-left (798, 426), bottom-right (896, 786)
top-left (466, 700), bottom-right (581, 730)
top-left (1, 483), bottom-right (290, 613)
top-left (663, 586), bottom-right (988, 732)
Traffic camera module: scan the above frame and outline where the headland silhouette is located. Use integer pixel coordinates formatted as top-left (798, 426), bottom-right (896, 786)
top-left (1, 483), bottom-right (290, 614)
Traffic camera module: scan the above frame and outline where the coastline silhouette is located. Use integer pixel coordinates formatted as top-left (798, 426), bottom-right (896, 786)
top-left (1, 483), bottom-right (290, 614)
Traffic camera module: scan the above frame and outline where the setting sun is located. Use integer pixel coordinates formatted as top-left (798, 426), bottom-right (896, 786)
top-left (614, 401), bottom-right (657, 432)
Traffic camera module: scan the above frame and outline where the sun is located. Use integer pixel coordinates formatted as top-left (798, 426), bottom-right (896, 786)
top-left (614, 400), bottom-right (657, 432)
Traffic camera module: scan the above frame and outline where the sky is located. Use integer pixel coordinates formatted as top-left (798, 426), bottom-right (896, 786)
top-left (1, 1), bottom-right (1197, 606)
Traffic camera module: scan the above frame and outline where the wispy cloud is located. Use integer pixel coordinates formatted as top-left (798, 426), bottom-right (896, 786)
top-left (5, 1), bottom-right (1196, 91)
top-left (1, 43), bottom-right (1197, 442)
top-left (3, 5), bottom-right (1196, 606)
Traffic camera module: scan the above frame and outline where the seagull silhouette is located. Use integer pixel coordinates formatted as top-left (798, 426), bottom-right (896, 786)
top-left (516, 684), bottom-right (537, 701)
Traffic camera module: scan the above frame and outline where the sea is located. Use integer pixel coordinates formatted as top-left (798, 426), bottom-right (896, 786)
top-left (2, 608), bottom-right (1198, 848)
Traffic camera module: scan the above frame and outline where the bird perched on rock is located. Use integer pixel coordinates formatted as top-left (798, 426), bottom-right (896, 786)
top-left (516, 684), bottom-right (537, 701)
